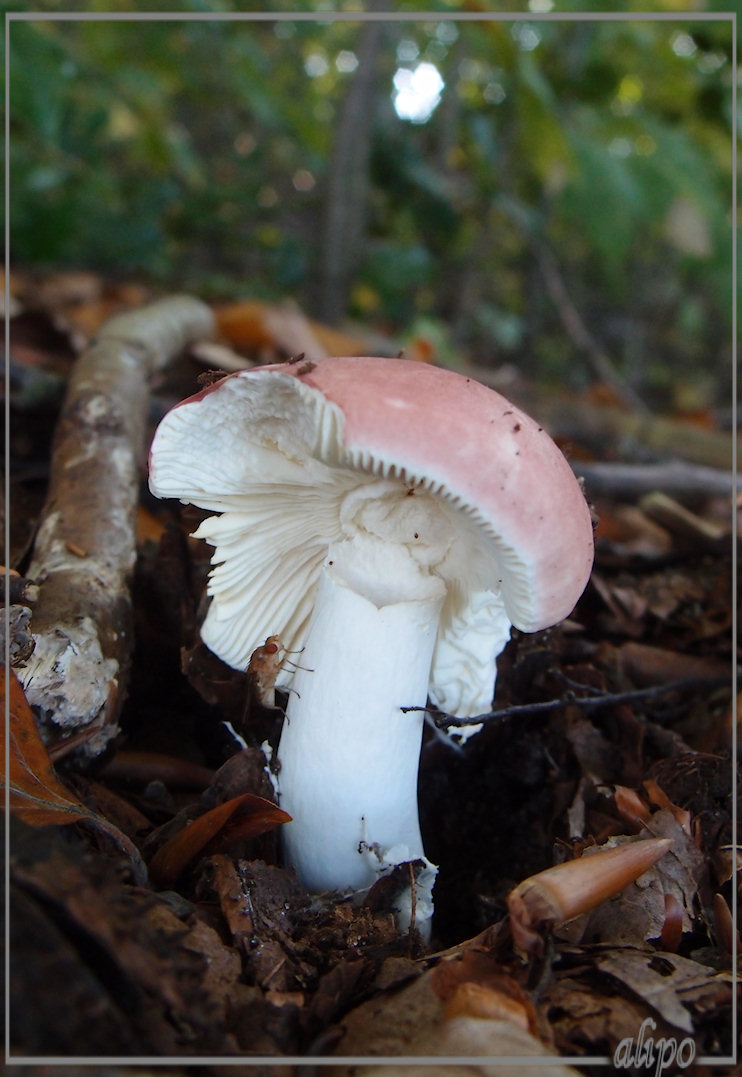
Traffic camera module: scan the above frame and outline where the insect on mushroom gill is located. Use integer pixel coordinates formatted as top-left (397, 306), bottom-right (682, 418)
top-left (247, 635), bottom-right (285, 709)
top-left (241, 635), bottom-right (314, 727)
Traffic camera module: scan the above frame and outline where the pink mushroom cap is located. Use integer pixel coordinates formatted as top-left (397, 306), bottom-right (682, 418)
top-left (149, 357), bottom-right (594, 706)
top-left (282, 357), bottom-right (594, 630)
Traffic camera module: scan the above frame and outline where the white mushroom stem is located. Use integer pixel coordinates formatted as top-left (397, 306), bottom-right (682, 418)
top-left (276, 538), bottom-right (445, 913)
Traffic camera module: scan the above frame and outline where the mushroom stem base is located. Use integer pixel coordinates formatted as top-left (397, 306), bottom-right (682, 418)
top-left (276, 563), bottom-right (443, 917)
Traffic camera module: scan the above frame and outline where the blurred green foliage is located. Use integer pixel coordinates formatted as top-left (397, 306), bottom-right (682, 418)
top-left (7, 1), bottom-right (735, 407)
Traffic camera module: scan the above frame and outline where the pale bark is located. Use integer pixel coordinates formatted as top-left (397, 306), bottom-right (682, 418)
top-left (18, 296), bottom-right (215, 757)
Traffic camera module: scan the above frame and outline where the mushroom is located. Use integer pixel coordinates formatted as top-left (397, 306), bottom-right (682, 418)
top-left (149, 357), bottom-right (594, 930)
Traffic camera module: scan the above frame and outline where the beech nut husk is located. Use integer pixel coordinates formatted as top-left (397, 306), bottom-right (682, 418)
top-left (507, 836), bottom-right (674, 955)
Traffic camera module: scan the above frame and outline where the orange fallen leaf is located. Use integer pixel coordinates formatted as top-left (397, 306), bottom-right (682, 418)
top-left (309, 321), bottom-right (367, 357)
top-left (3, 665), bottom-right (100, 825)
top-left (659, 892), bottom-right (684, 953)
top-left (148, 792), bottom-right (291, 887)
top-left (2, 667), bottom-right (147, 880)
top-left (215, 297), bottom-right (367, 359)
top-left (613, 784), bottom-right (652, 830)
top-left (214, 299), bottom-right (278, 352)
top-left (642, 778), bottom-right (692, 836)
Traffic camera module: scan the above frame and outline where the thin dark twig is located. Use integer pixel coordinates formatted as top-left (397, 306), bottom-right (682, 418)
top-left (402, 675), bottom-right (735, 730)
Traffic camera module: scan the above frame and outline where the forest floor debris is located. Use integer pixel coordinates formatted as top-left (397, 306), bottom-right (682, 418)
top-left (5, 279), bottom-right (737, 1068)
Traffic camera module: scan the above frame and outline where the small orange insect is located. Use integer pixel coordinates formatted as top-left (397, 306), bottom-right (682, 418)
top-left (243, 635), bottom-right (312, 720)
top-left (246, 635), bottom-right (285, 709)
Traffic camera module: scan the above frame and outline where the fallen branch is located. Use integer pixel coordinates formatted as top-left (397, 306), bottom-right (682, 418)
top-left (454, 364), bottom-right (737, 471)
top-left (18, 296), bottom-right (215, 757)
top-left (575, 460), bottom-right (739, 502)
top-left (518, 391), bottom-right (736, 471)
top-left (404, 675), bottom-right (734, 730)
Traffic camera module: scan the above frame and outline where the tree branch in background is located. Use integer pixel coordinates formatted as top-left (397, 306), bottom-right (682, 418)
top-left (457, 362), bottom-right (736, 471)
top-left (534, 240), bottom-right (651, 416)
top-left (317, 7), bottom-right (387, 324)
top-left (17, 296), bottom-right (215, 758)
top-left (575, 460), bottom-right (739, 502)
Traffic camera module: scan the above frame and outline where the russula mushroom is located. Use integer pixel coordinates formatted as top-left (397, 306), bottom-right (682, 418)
top-left (149, 357), bottom-right (593, 930)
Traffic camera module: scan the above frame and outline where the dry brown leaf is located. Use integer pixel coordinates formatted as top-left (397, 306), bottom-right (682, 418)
top-left (614, 641), bottom-right (729, 687)
top-left (215, 298), bottom-right (328, 360)
top-left (310, 320), bottom-right (367, 357)
top-left (595, 948), bottom-right (732, 1034)
top-left (712, 892), bottom-right (738, 955)
top-left (215, 299), bottom-right (290, 352)
top-left (3, 666), bottom-right (147, 879)
top-left (545, 973), bottom-right (651, 1058)
top-left (659, 892), bottom-right (684, 953)
top-left (148, 792), bottom-right (291, 886)
top-left (327, 965), bottom-right (580, 1073)
top-left (613, 785), bottom-right (653, 830)
top-left (4, 664), bottom-right (112, 825)
top-left (643, 777), bottom-right (692, 834)
top-left (11, 839), bottom-right (239, 1055)
top-left (590, 571), bottom-right (645, 636)
top-left (594, 503), bottom-right (673, 558)
top-left (560, 812), bottom-right (706, 949)
top-left (215, 297), bottom-right (368, 361)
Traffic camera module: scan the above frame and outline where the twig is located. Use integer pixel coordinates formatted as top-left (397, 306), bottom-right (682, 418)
top-left (403, 675), bottom-right (734, 730)
top-left (576, 460), bottom-right (739, 502)
top-left (18, 296), bottom-right (215, 758)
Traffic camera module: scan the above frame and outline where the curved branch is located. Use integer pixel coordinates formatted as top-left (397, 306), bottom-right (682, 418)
top-left (18, 296), bottom-right (215, 758)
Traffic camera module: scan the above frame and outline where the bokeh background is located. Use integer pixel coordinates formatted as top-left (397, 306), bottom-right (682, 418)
top-left (7, 2), bottom-right (736, 412)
